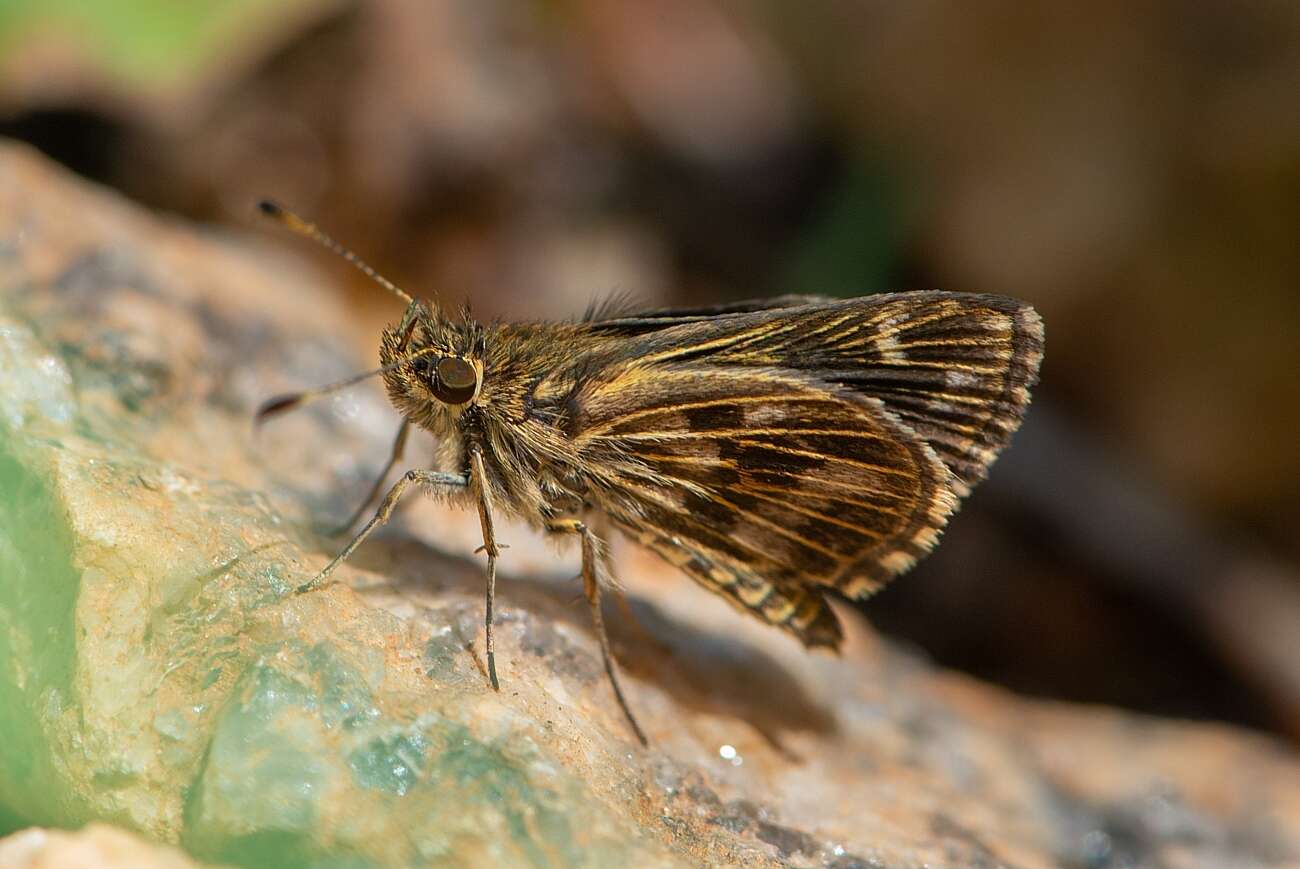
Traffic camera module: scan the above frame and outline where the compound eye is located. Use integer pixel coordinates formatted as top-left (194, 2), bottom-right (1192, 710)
top-left (432, 356), bottom-right (478, 404)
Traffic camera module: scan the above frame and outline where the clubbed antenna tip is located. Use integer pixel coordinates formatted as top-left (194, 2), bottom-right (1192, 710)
top-left (252, 393), bottom-right (303, 430)
top-left (254, 198), bottom-right (417, 307)
top-left (249, 357), bottom-right (427, 432)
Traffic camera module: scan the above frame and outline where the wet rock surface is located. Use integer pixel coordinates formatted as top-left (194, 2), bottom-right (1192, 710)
top-left (1, 142), bottom-right (1298, 868)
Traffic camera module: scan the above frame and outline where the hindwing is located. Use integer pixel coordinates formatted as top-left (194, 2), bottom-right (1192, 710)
top-left (569, 366), bottom-right (956, 648)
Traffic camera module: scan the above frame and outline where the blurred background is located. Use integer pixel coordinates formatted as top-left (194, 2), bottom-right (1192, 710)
top-left (1, 1), bottom-right (1297, 742)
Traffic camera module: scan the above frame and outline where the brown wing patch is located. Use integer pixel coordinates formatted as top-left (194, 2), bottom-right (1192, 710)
top-left (702, 292), bottom-right (1044, 496)
top-left (570, 367), bottom-right (957, 648)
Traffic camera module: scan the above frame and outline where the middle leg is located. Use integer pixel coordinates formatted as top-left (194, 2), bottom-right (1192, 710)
top-left (469, 447), bottom-right (503, 692)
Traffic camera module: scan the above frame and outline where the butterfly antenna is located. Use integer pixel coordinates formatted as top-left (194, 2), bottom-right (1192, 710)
top-left (257, 199), bottom-right (417, 307)
top-left (253, 354), bottom-right (428, 430)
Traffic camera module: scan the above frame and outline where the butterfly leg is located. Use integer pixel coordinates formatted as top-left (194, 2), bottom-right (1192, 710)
top-left (468, 447), bottom-right (503, 692)
top-left (298, 468), bottom-right (468, 594)
top-left (326, 419), bottom-right (411, 537)
top-left (548, 518), bottom-right (649, 747)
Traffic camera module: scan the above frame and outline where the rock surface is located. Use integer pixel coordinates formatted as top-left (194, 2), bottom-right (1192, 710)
top-left (1, 142), bottom-right (1299, 868)
top-left (0, 823), bottom-right (207, 869)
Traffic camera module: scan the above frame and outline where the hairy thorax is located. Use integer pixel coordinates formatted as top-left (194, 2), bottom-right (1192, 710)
top-left (377, 308), bottom-right (624, 529)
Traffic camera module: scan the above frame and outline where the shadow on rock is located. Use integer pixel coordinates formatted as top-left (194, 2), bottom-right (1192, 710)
top-left (319, 529), bottom-right (838, 742)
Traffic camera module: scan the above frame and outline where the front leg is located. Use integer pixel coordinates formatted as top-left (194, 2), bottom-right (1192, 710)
top-left (299, 468), bottom-right (468, 594)
top-left (548, 518), bottom-right (649, 747)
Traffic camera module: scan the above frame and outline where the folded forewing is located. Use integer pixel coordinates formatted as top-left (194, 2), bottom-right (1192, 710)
top-left (586, 292), bottom-right (1044, 496)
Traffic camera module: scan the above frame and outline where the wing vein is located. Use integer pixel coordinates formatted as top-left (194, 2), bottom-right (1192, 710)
top-left (580, 392), bottom-right (828, 438)
top-left (735, 485), bottom-right (885, 542)
top-left (733, 440), bottom-right (913, 477)
top-left (603, 426), bottom-right (893, 444)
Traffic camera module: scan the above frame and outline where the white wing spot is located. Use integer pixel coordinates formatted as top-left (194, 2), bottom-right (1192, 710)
top-left (876, 332), bottom-right (907, 363)
top-left (945, 370), bottom-right (981, 389)
top-left (880, 550), bottom-right (916, 574)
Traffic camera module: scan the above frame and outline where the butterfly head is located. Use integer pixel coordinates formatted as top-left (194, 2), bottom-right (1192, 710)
top-left (378, 303), bottom-right (487, 420)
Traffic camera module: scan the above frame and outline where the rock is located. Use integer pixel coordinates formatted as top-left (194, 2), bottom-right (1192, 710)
top-left (0, 824), bottom-right (208, 869)
top-left (1, 141), bottom-right (1298, 868)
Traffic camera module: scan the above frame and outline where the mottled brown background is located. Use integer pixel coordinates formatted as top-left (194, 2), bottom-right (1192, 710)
top-left (3, 1), bottom-right (1297, 741)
